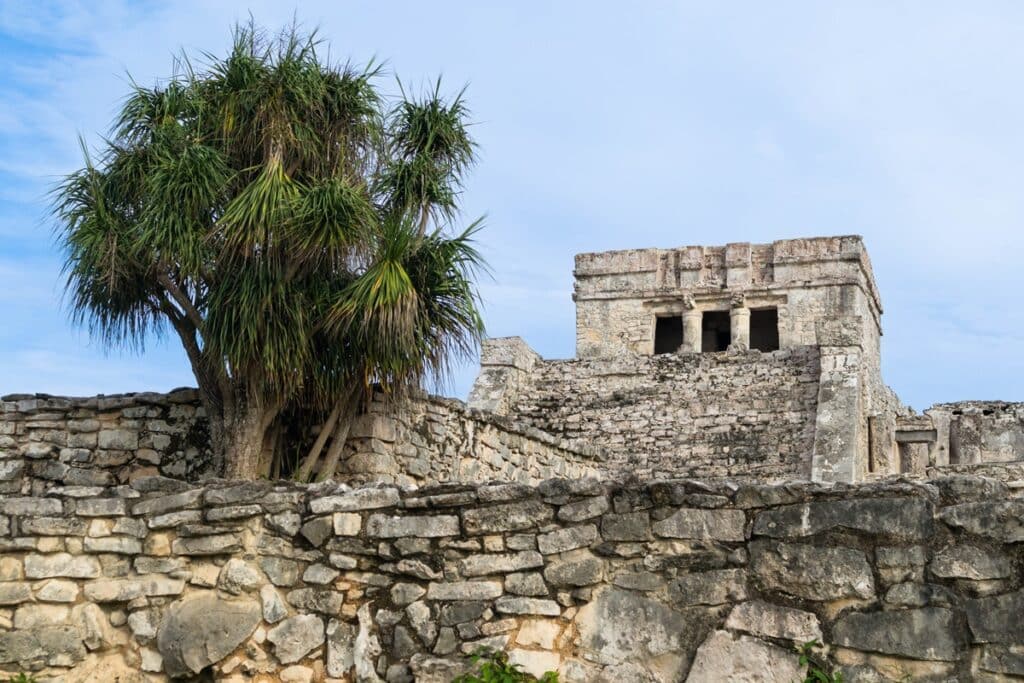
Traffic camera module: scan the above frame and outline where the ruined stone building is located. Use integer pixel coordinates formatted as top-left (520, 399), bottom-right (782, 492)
top-left (468, 234), bottom-right (1021, 485)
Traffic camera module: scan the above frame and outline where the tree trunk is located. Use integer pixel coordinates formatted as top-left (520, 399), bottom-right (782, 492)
top-left (221, 410), bottom-right (271, 480)
top-left (315, 405), bottom-right (357, 482)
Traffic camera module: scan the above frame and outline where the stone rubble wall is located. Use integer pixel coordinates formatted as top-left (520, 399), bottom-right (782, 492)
top-left (341, 395), bottom-right (605, 487)
top-left (0, 390), bottom-right (215, 492)
top-left (499, 347), bottom-right (822, 481)
top-left (0, 475), bottom-right (1021, 681)
top-left (1, 391), bottom-right (602, 492)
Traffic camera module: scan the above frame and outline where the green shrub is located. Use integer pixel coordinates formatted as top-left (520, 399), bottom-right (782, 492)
top-left (9, 674), bottom-right (38, 683)
top-left (797, 640), bottom-right (843, 683)
top-left (452, 649), bottom-right (558, 683)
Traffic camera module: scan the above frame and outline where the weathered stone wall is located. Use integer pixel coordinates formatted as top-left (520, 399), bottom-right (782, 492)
top-left (0, 474), bottom-right (1021, 681)
top-left (0, 391), bottom-right (602, 491)
top-left (0, 390), bottom-right (214, 491)
top-left (572, 236), bottom-right (883, 359)
top-left (341, 395), bottom-right (604, 487)
top-left (492, 347), bottom-right (822, 481)
top-left (928, 401), bottom-right (1024, 466)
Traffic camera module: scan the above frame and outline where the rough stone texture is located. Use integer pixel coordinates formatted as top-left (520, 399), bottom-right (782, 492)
top-left (750, 540), bottom-right (875, 601)
top-left (686, 630), bottom-right (804, 682)
top-left (156, 593), bottom-right (261, 677)
top-left (724, 601), bottom-right (822, 643)
top-left (267, 614), bottom-right (325, 664)
top-left (832, 607), bottom-right (967, 661)
top-left (0, 475), bottom-right (1017, 681)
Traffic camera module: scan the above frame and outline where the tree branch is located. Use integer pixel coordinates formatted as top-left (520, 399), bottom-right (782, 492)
top-left (156, 296), bottom-right (230, 408)
top-left (157, 271), bottom-right (205, 333)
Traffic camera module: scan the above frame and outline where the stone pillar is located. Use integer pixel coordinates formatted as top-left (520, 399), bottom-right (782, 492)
top-left (467, 337), bottom-right (541, 414)
top-left (682, 310), bottom-right (702, 353)
top-left (811, 317), bottom-right (864, 483)
top-left (730, 307), bottom-right (750, 351)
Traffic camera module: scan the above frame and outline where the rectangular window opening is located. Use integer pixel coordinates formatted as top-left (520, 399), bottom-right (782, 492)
top-left (654, 316), bottom-right (683, 354)
top-left (750, 307), bottom-right (780, 352)
top-left (701, 311), bottom-right (731, 352)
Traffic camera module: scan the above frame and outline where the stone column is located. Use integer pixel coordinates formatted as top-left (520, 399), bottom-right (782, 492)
top-left (730, 306), bottom-right (750, 351)
top-left (682, 310), bottom-right (702, 353)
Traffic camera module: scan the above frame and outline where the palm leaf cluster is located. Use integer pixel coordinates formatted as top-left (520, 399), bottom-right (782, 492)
top-left (53, 23), bottom-right (485, 480)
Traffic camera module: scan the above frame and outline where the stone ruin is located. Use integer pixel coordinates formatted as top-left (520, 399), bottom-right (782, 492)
top-left (1, 235), bottom-right (1024, 681)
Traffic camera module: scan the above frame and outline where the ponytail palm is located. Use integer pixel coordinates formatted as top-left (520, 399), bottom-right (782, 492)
top-left (53, 23), bottom-right (485, 480)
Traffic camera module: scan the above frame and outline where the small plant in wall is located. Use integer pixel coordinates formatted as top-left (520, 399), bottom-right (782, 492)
top-left (8, 675), bottom-right (38, 683)
top-left (452, 648), bottom-right (559, 683)
top-left (797, 640), bottom-right (843, 683)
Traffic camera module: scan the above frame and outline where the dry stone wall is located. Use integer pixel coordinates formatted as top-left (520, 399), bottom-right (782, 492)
top-left (342, 396), bottom-right (604, 487)
top-left (1, 391), bottom-right (601, 492)
top-left (0, 390), bottom-right (214, 491)
top-left (504, 347), bottom-right (821, 481)
top-left (0, 475), bottom-right (1021, 681)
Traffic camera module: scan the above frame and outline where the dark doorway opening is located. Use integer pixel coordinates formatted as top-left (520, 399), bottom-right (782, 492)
top-left (654, 316), bottom-right (683, 354)
top-left (750, 307), bottom-right (780, 352)
top-left (701, 311), bottom-right (731, 352)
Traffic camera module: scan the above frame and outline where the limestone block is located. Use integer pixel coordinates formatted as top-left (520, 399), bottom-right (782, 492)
top-left (494, 597), bottom-right (561, 616)
top-left (156, 592), bottom-right (262, 678)
top-left (930, 544), bottom-right (1013, 581)
top-left (170, 533), bottom-right (242, 556)
top-left (460, 551), bottom-right (544, 577)
top-left (670, 568), bottom-right (747, 606)
top-left (723, 600), bottom-right (821, 643)
top-left (260, 556), bottom-right (301, 587)
top-left (516, 619), bottom-right (561, 649)
top-left (24, 553), bottom-right (101, 579)
top-left (505, 572), bottom-right (548, 596)
top-left (0, 624), bottom-right (86, 666)
top-left (600, 511), bottom-right (650, 541)
top-left (218, 559), bottom-right (263, 594)
top-left (938, 501), bottom-right (1024, 542)
top-left (287, 588), bottom-right (345, 614)
top-left (753, 498), bottom-right (933, 541)
top-left (653, 508), bottom-right (746, 541)
top-left (300, 516), bottom-right (334, 547)
top-left (573, 587), bottom-right (696, 682)
top-left (426, 581), bottom-right (503, 601)
top-left (391, 583), bottom-right (427, 606)
top-left (0, 583), bottom-right (33, 606)
top-left (98, 429), bottom-right (138, 450)
top-left (366, 513), bottom-right (460, 538)
top-left (750, 540), bottom-right (874, 601)
top-left (537, 525), bottom-right (598, 554)
top-left (833, 607), bottom-right (966, 661)
top-left (268, 614), bottom-right (326, 664)
top-left (966, 589), bottom-right (1024, 644)
top-left (462, 500), bottom-right (553, 535)
top-left (260, 585), bottom-right (288, 624)
top-left (326, 618), bottom-right (356, 677)
top-left (308, 487), bottom-right (400, 514)
top-left (686, 630), bottom-right (803, 682)
top-left (83, 536), bottom-right (143, 554)
top-left (303, 563), bottom-right (340, 585)
top-left (333, 512), bottom-right (362, 536)
top-left (1, 497), bottom-right (62, 515)
top-left (83, 575), bottom-right (185, 602)
top-left (34, 580), bottom-right (80, 603)
top-left (542, 549), bottom-right (604, 587)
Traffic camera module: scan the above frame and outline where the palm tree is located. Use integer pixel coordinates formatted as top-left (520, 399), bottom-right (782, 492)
top-left (52, 23), bottom-right (485, 480)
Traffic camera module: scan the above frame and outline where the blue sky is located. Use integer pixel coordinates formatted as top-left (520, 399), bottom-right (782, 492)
top-left (2, 1), bottom-right (1024, 409)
